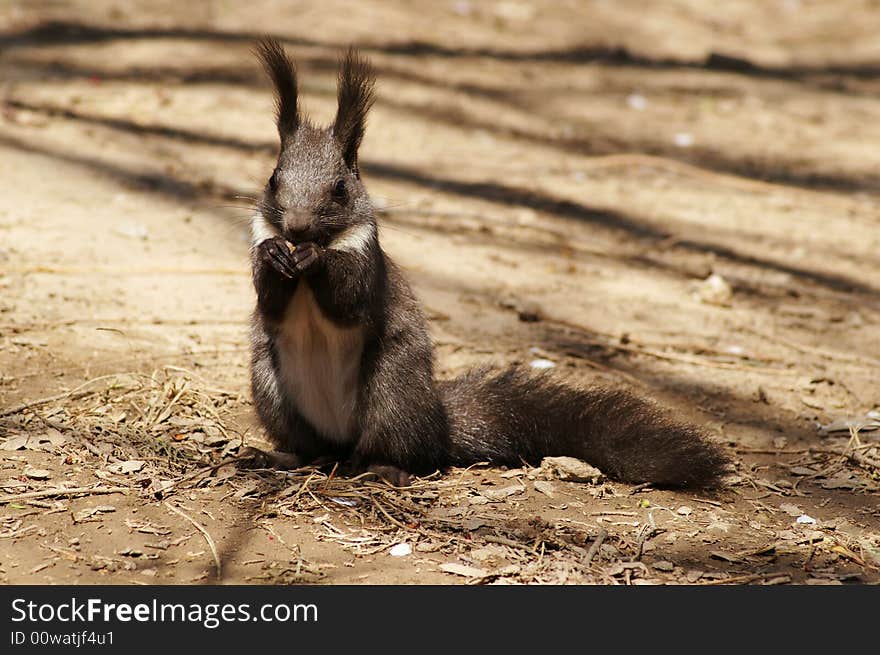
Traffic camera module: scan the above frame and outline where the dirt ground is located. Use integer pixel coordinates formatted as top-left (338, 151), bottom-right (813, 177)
top-left (1, 1), bottom-right (878, 585)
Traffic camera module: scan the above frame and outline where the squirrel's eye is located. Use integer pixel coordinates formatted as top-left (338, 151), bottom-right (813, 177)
top-left (268, 169), bottom-right (279, 193)
top-left (332, 178), bottom-right (347, 202)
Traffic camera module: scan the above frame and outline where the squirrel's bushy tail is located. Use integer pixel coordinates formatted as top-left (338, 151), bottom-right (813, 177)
top-left (439, 366), bottom-right (728, 488)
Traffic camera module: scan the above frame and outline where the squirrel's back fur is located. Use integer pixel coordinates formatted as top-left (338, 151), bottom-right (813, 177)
top-left (247, 38), bottom-right (730, 489)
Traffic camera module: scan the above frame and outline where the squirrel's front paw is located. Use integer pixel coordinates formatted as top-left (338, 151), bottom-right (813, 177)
top-left (289, 241), bottom-right (322, 273)
top-left (257, 237), bottom-right (322, 279)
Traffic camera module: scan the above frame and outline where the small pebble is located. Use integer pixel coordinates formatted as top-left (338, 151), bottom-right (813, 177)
top-left (627, 94), bottom-right (647, 110)
top-left (674, 132), bottom-right (694, 148)
top-left (389, 543), bottom-right (412, 557)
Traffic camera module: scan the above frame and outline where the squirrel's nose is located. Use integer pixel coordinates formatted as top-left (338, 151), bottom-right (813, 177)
top-left (284, 224), bottom-right (316, 244)
top-left (283, 209), bottom-right (312, 237)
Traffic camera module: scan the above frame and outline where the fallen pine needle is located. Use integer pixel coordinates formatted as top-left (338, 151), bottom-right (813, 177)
top-left (160, 456), bottom-right (248, 496)
top-left (584, 528), bottom-right (608, 567)
top-left (165, 502), bottom-right (222, 580)
top-left (370, 495), bottom-right (407, 530)
top-left (697, 572), bottom-right (789, 586)
top-left (0, 486), bottom-right (129, 504)
top-left (4, 265), bottom-right (247, 276)
top-left (0, 374), bottom-right (125, 418)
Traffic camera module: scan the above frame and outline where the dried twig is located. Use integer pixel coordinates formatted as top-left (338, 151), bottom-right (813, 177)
top-left (740, 325), bottom-right (880, 369)
top-left (698, 572), bottom-right (789, 586)
top-left (482, 534), bottom-right (530, 550)
top-left (736, 445), bottom-right (880, 471)
top-left (635, 525), bottom-right (663, 560)
top-left (0, 486), bottom-right (129, 504)
top-left (617, 344), bottom-right (792, 374)
top-left (164, 502), bottom-right (222, 580)
top-left (160, 457), bottom-right (248, 496)
top-left (0, 374), bottom-right (124, 418)
top-left (541, 315), bottom-right (793, 375)
top-left (370, 495), bottom-right (407, 530)
top-left (4, 265), bottom-right (247, 276)
top-left (584, 529), bottom-right (608, 567)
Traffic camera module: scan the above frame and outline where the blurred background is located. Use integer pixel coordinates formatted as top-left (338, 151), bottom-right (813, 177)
top-left (2, 0), bottom-right (877, 394)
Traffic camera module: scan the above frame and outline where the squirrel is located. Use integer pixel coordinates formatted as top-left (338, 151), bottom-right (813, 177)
top-left (246, 38), bottom-right (730, 488)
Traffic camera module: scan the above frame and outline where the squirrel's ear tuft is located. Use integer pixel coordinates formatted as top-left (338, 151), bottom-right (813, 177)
top-left (333, 47), bottom-right (376, 175)
top-left (254, 37), bottom-right (299, 138)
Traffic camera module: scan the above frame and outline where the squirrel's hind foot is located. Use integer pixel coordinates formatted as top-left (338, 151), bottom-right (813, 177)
top-left (238, 446), bottom-right (303, 470)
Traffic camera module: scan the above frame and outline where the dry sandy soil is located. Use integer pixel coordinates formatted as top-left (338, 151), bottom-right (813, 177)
top-left (1, 1), bottom-right (878, 585)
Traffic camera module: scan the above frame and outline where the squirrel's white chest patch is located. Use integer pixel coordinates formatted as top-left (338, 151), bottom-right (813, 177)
top-left (276, 283), bottom-right (364, 443)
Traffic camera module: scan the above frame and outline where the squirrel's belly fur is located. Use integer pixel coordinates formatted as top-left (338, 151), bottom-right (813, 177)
top-left (276, 283), bottom-right (364, 443)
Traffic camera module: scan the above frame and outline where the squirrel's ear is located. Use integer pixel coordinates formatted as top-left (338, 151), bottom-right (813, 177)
top-left (333, 47), bottom-right (375, 176)
top-left (255, 37), bottom-right (299, 139)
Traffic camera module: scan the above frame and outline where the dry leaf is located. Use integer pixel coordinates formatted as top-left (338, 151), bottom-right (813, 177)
top-left (1, 428), bottom-right (67, 452)
top-left (24, 467), bottom-right (51, 480)
top-left (107, 460), bottom-right (145, 475)
top-left (860, 540), bottom-right (880, 567)
top-left (439, 563), bottom-right (488, 578)
top-left (499, 468), bottom-right (526, 478)
top-left (820, 412), bottom-right (880, 434)
top-left (481, 484), bottom-right (524, 501)
top-left (540, 456), bottom-right (603, 483)
top-left (146, 478), bottom-right (173, 498)
top-left (533, 480), bottom-right (556, 498)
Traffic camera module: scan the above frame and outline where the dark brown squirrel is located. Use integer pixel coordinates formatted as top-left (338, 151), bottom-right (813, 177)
top-left (247, 38), bottom-right (730, 488)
